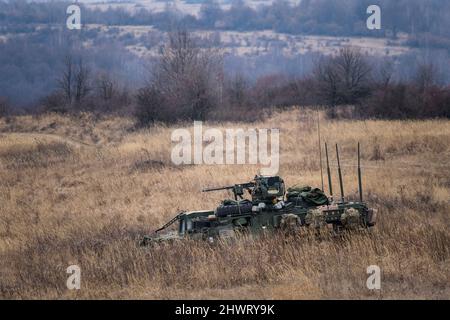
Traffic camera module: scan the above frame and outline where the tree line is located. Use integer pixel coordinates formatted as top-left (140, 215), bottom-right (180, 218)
top-left (3, 0), bottom-right (450, 43)
top-left (3, 30), bottom-right (446, 122)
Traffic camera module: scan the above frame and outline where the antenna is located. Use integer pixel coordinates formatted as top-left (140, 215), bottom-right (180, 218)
top-left (317, 109), bottom-right (324, 191)
top-left (336, 144), bottom-right (345, 203)
top-left (358, 142), bottom-right (363, 202)
top-left (325, 142), bottom-right (333, 200)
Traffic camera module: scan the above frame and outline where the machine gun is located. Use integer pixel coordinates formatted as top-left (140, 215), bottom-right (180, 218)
top-left (202, 182), bottom-right (256, 200)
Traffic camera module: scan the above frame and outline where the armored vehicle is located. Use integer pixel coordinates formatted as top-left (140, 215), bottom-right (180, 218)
top-left (141, 143), bottom-right (377, 245)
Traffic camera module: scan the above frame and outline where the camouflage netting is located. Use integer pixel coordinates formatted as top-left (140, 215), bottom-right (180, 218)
top-left (286, 185), bottom-right (329, 206)
top-left (280, 213), bottom-right (302, 231)
top-left (305, 208), bottom-right (327, 228)
top-left (340, 208), bottom-right (361, 228)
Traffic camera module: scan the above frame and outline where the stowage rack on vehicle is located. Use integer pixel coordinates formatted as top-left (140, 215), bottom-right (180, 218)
top-left (215, 199), bottom-right (253, 217)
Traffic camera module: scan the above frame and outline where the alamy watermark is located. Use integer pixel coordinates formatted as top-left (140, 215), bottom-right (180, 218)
top-left (66, 4), bottom-right (81, 30)
top-left (367, 5), bottom-right (382, 30)
top-left (366, 265), bottom-right (381, 290)
top-left (66, 265), bottom-right (81, 290)
top-left (171, 121), bottom-right (279, 175)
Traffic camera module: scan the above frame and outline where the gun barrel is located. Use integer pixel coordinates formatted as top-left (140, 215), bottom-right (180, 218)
top-left (202, 186), bottom-right (233, 192)
top-left (202, 182), bottom-right (255, 193)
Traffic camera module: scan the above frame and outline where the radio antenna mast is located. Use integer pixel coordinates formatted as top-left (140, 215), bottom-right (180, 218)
top-left (336, 143), bottom-right (345, 203)
top-left (317, 109), bottom-right (324, 191)
top-left (358, 142), bottom-right (363, 202)
top-left (325, 142), bottom-right (333, 201)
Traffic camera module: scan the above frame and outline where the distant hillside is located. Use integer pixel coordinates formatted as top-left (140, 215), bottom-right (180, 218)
top-left (2, 0), bottom-right (450, 106)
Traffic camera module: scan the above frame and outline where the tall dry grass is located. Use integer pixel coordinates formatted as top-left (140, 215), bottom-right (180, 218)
top-left (0, 109), bottom-right (449, 299)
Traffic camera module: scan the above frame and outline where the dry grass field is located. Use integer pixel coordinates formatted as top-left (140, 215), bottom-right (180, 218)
top-left (0, 108), bottom-right (449, 299)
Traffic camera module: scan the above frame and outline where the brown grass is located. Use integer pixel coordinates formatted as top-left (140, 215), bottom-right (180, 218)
top-left (0, 109), bottom-right (449, 299)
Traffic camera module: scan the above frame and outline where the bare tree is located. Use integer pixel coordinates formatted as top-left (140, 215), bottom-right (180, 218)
top-left (377, 59), bottom-right (395, 89)
top-left (57, 55), bottom-right (91, 106)
top-left (226, 74), bottom-right (249, 108)
top-left (136, 85), bottom-right (166, 125)
top-left (137, 29), bottom-right (223, 124)
top-left (0, 96), bottom-right (10, 118)
top-left (158, 30), bottom-right (198, 84)
top-left (74, 58), bottom-right (91, 103)
top-left (313, 56), bottom-right (340, 107)
top-left (334, 47), bottom-right (372, 104)
top-left (314, 47), bottom-right (372, 107)
top-left (96, 72), bottom-right (116, 101)
top-left (57, 55), bottom-right (74, 104)
top-left (414, 63), bottom-right (439, 92)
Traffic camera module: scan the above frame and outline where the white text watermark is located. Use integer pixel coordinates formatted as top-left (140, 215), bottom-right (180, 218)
top-left (367, 5), bottom-right (381, 30)
top-left (171, 121), bottom-right (279, 176)
top-left (366, 265), bottom-right (381, 290)
top-left (66, 5), bottom-right (81, 30)
top-left (66, 264), bottom-right (81, 290)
